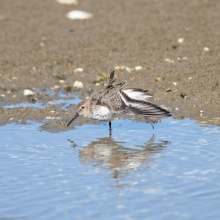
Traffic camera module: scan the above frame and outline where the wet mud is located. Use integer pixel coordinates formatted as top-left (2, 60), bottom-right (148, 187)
top-left (0, 0), bottom-right (220, 129)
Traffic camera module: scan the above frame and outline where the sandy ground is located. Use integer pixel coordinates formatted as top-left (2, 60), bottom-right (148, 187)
top-left (0, 0), bottom-right (220, 128)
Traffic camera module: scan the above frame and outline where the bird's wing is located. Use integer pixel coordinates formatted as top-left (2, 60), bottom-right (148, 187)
top-left (119, 90), bottom-right (171, 117)
top-left (122, 88), bottom-right (153, 101)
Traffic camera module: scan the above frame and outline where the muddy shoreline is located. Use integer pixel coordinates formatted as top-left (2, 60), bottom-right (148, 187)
top-left (0, 0), bottom-right (220, 129)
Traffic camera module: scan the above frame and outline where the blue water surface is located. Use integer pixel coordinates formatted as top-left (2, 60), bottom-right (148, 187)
top-left (0, 118), bottom-right (220, 219)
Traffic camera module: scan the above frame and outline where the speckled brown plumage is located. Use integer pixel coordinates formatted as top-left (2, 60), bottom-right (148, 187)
top-left (67, 71), bottom-right (171, 129)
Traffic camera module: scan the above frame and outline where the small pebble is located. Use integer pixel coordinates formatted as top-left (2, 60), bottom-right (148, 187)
top-left (67, 29), bottom-right (74, 33)
top-left (181, 93), bottom-right (187, 98)
top-left (48, 101), bottom-right (55, 105)
top-left (200, 110), bottom-right (204, 116)
top-left (177, 38), bottom-right (184, 43)
top-left (177, 57), bottom-right (188, 61)
top-left (67, 61), bottom-right (73, 68)
top-left (23, 89), bottom-right (34, 96)
top-left (66, 10), bottom-right (93, 20)
top-left (188, 77), bottom-right (192, 80)
top-left (73, 80), bottom-right (83, 88)
top-left (74, 68), bottom-right (84, 73)
top-left (115, 66), bottom-right (126, 71)
top-left (175, 108), bottom-right (179, 110)
top-left (203, 47), bottom-right (210, 52)
top-left (56, 0), bottom-right (78, 5)
top-left (64, 86), bottom-right (72, 92)
top-left (134, 66), bottom-right (143, 71)
top-left (59, 80), bottom-right (65, 84)
top-left (125, 67), bottom-right (133, 73)
top-left (164, 58), bottom-right (174, 64)
top-left (32, 67), bottom-right (37, 71)
top-left (173, 82), bottom-right (177, 86)
top-left (29, 97), bottom-right (37, 103)
top-left (46, 116), bottom-right (52, 119)
top-left (155, 77), bottom-right (164, 82)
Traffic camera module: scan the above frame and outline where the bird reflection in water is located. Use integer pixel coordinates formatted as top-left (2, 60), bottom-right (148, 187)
top-left (68, 134), bottom-right (170, 181)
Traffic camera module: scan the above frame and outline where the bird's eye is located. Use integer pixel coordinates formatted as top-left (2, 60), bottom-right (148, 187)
top-left (81, 106), bottom-right (85, 109)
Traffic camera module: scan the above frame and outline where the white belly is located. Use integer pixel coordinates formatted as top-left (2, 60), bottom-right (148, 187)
top-left (89, 106), bottom-right (114, 121)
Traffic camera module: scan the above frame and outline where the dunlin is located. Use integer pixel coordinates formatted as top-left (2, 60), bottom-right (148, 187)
top-left (67, 71), bottom-right (171, 129)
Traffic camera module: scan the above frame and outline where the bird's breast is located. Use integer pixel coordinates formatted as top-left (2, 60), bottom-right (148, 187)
top-left (89, 106), bottom-right (114, 121)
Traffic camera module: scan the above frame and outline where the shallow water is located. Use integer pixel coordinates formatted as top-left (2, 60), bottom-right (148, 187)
top-left (0, 117), bottom-right (220, 219)
top-left (3, 98), bottom-right (79, 109)
top-left (3, 91), bottom-right (81, 109)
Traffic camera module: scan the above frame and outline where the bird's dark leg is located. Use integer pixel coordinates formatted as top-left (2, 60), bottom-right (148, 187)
top-left (109, 121), bottom-right (112, 137)
top-left (109, 121), bottom-right (112, 130)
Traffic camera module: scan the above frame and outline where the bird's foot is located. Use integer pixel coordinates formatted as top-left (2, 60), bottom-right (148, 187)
top-left (145, 117), bottom-right (155, 129)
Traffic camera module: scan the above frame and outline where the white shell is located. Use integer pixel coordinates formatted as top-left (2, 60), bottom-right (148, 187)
top-left (74, 68), bottom-right (84, 73)
top-left (164, 58), bottom-right (174, 64)
top-left (66, 10), bottom-right (93, 20)
top-left (177, 38), bottom-right (184, 43)
top-left (23, 89), bottom-right (34, 96)
top-left (56, 0), bottom-right (78, 5)
top-left (203, 47), bottom-right (210, 52)
top-left (73, 80), bottom-right (83, 88)
top-left (134, 66), bottom-right (143, 71)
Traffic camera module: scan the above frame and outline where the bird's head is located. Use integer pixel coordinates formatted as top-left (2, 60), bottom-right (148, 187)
top-left (67, 98), bottom-right (91, 127)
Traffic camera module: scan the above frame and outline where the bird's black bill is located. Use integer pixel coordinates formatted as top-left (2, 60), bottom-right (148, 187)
top-left (67, 112), bottom-right (79, 127)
